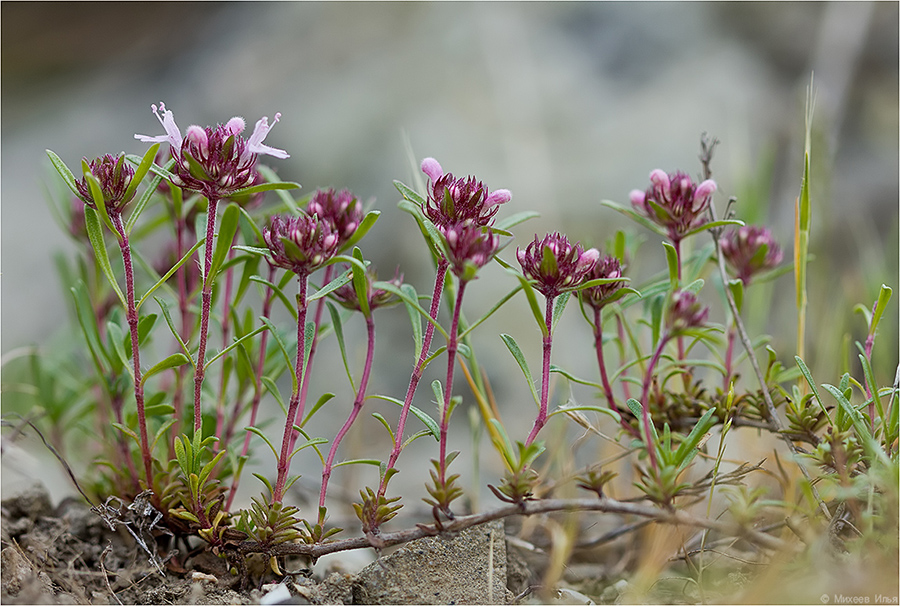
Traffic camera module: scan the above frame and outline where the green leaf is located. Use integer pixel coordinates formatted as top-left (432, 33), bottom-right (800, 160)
top-left (122, 144), bottom-right (160, 205)
top-left (458, 284), bottom-right (523, 341)
top-left (245, 426), bottom-right (280, 459)
top-left (858, 352), bottom-right (885, 424)
top-left (508, 269), bottom-right (548, 338)
top-left (83, 207), bottom-right (126, 306)
top-left (600, 199), bottom-right (668, 239)
top-left (393, 179), bottom-right (427, 207)
top-left (141, 353), bottom-right (190, 387)
top-left (229, 180), bottom-right (301, 198)
top-left (400, 283), bottom-right (424, 362)
top-left (500, 334), bottom-right (540, 407)
top-left (681, 219), bottom-right (744, 240)
top-left (432, 379), bottom-right (445, 416)
top-left (673, 408), bottom-right (717, 472)
top-left (333, 458), bottom-right (382, 469)
top-left (262, 377), bottom-right (288, 416)
top-left (548, 403), bottom-right (621, 423)
top-left (261, 317), bottom-right (297, 392)
top-left (326, 302), bottom-right (355, 389)
top-left (46, 150), bottom-right (79, 195)
top-left (125, 156), bottom-right (173, 235)
top-left (869, 284), bottom-right (893, 337)
top-left (137, 238), bottom-right (206, 310)
top-left (208, 203), bottom-right (240, 282)
top-left (308, 268), bottom-right (353, 303)
top-left (350, 247), bottom-right (371, 317)
top-left (112, 422), bottom-right (140, 446)
top-left (155, 297), bottom-right (194, 366)
top-left (371, 280), bottom-right (447, 340)
top-left (371, 413), bottom-right (395, 442)
top-left (83, 169), bottom-right (118, 237)
top-left (727, 279), bottom-right (744, 315)
top-left (494, 211), bottom-right (540, 231)
top-left (301, 393), bottom-right (336, 427)
top-left (341, 210), bottom-right (380, 252)
top-left (368, 394), bottom-right (440, 440)
top-left (250, 275), bottom-right (298, 321)
top-left (206, 325), bottom-right (267, 368)
top-left (663, 241), bottom-right (679, 289)
top-left (106, 321), bottom-right (130, 375)
top-left (548, 365), bottom-right (604, 390)
top-left (144, 403), bottom-right (175, 417)
top-left (794, 356), bottom-right (835, 429)
top-left (70, 282), bottom-right (112, 381)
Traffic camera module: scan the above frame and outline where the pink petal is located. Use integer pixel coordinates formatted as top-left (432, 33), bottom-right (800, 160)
top-left (486, 188), bottom-right (511, 206)
top-left (420, 157), bottom-right (443, 183)
top-left (247, 113), bottom-right (289, 159)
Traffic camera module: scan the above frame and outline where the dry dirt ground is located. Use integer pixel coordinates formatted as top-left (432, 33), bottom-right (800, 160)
top-left (1, 483), bottom-right (548, 605)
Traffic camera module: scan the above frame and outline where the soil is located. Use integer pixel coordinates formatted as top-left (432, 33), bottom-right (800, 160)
top-left (1, 483), bottom-right (541, 605)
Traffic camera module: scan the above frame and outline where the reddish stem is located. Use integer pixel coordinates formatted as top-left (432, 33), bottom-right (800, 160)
top-left (225, 265), bottom-right (277, 511)
top-left (638, 334), bottom-right (670, 472)
top-left (593, 308), bottom-right (640, 439)
top-left (377, 259), bottom-right (449, 502)
top-left (193, 198), bottom-right (220, 433)
top-left (214, 247), bottom-right (237, 445)
top-left (273, 274), bottom-right (310, 504)
top-left (110, 213), bottom-right (153, 489)
top-left (318, 311), bottom-right (377, 525)
top-left (289, 264), bottom-right (335, 452)
top-left (438, 280), bottom-right (467, 485)
top-left (525, 295), bottom-right (555, 447)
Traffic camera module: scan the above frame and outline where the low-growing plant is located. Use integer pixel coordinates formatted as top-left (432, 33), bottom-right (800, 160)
top-left (3, 94), bottom-right (896, 602)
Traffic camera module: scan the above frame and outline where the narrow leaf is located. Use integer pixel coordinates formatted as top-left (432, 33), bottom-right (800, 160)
top-left (500, 334), bottom-right (540, 407)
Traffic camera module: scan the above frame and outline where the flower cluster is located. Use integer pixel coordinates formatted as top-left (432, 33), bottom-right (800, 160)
top-left (136, 102), bottom-right (288, 200)
top-left (332, 266), bottom-right (403, 312)
top-left (666, 289), bottom-right (709, 332)
top-left (720, 225), bottom-right (783, 285)
top-left (443, 223), bottom-right (501, 280)
top-left (420, 157), bottom-right (510, 229)
top-left (420, 158), bottom-right (510, 277)
top-left (306, 188), bottom-right (363, 250)
top-left (517, 232), bottom-right (599, 298)
top-left (581, 254), bottom-right (627, 310)
top-left (75, 153), bottom-right (136, 215)
top-left (630, 169), bottom-right (716, 244)
top-left (263, 214), bottom-right (339, 276)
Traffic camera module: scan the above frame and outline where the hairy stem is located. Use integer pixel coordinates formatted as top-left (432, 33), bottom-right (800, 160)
top-left (593, 307), bottom-right (639, 438)
top-left (272, 274), bottom-right (309, 504)
top-left (225, 265), bottom-right (276, 512)
top-left (319, 311), bottom-right (376, 526)
top-left (193, 198), bottom-right (220, 433)
top-left (111, 213), bottom-right (153, 489)
top-left (290, 264), bottom-right (334, 453)
top-left (638, 333), bottom-right (669, 472)
top-left (438, 280), bottom-right (467, 486)
top-left (378, 259), bottom-right (449, 501)
top-left (525, 295), bottom-right (555, 447)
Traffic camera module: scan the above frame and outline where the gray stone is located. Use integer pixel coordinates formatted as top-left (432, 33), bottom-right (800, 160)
top-left (355, 520), bottom-right (511, 605)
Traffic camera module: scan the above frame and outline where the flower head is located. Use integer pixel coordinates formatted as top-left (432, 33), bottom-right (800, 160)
top-left (332, 265), bottom-right (403, 313)
top-left (263, 213), bottom-right (339, 276)
top-left (630, 169), bottom-right (716, 244)
top-left (306, 188), bottom-right (363, 250)
top-left (719, 225), bottom-right (783, 285)
top-left (666, 290), bottom-right (709, 332)
top-left (135, 102), bottom-right (288, 199)
top-left (75, 153), bottom-right (136, 214)
top-left (421, 157), bottom-right (510, 229)
top-left (581, 254), bottom-right (627, 311)
top-left (443, 222), bottom-right (501, 280)
top-left (517, 232), bottom-right (599, 298)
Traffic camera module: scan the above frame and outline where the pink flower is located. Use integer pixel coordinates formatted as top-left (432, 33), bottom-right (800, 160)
top-left (631, 169), bottom-right (717, 244)
top-left (306, 188), bottom-right (363, 249)
top-left (263, 213), bottom-right (339, 276)
top-left (517, 232), bottom-right (599, 298)
top-left (135, 102), bottom-right (288, 199)
top-left (420, 157), bottom-right (510, 229)
top-left (719, 225), bottom-right (783, 285)
top-left (442, 222), bottom-right (501, 280)
top-left (666, 290), bottom-right (709, 332)
top-left (75, 153), bottom-right (136, 215)
top-left (581, 255), bottom-right (627, 310)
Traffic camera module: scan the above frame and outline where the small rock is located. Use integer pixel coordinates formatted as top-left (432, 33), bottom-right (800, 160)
top-left (1, 546), bottom-right (35, 596)
top-left (355, 519), bottom-right (512, 604)
top-left (1, 483), bottom-right (53, 522)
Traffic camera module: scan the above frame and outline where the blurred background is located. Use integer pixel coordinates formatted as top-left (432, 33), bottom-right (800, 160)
top-left (2, 2), bottom-right (897, 515)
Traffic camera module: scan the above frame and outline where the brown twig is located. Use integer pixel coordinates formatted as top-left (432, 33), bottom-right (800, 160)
top-left (233, 496), bottom-right (791, 560)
